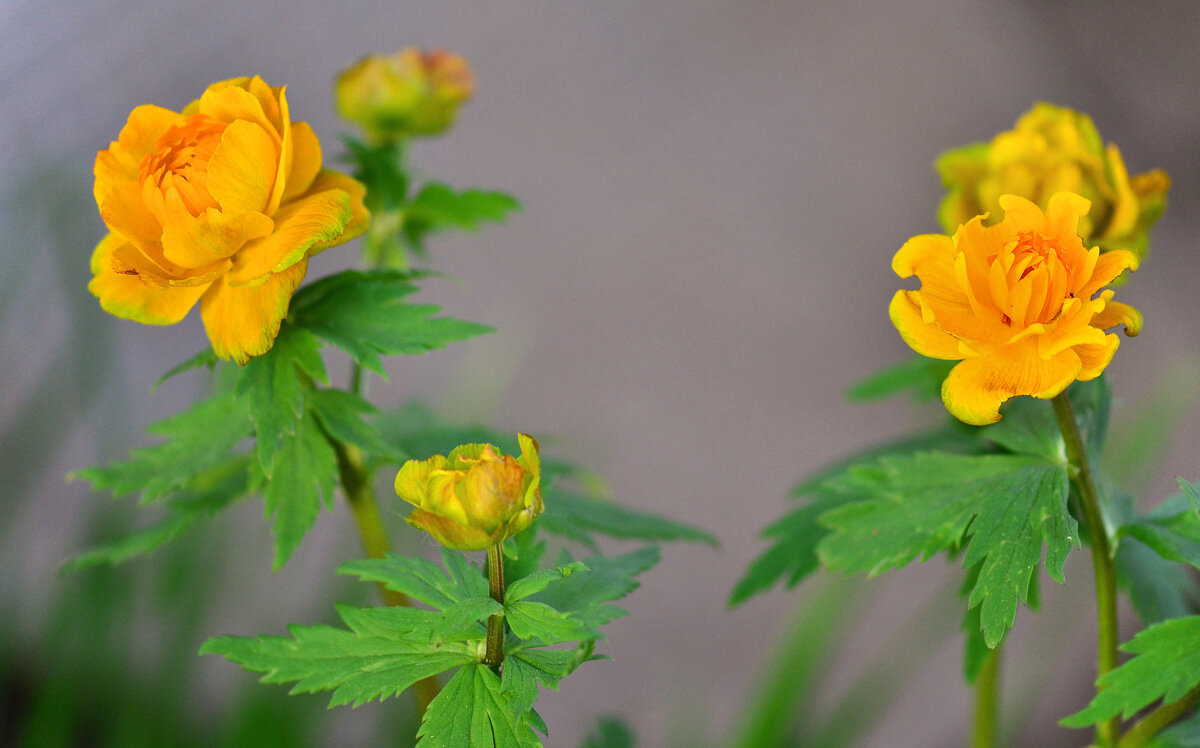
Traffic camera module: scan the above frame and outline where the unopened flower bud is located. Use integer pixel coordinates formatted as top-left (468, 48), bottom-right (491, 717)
top-left (335, 48), bottom-right (474, 141)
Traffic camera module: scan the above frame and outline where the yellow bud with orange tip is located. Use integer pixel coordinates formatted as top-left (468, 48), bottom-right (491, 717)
top-left (336, 48), bottom-right (474, 141)
top-left (394, 434), bottom-right (542, 551)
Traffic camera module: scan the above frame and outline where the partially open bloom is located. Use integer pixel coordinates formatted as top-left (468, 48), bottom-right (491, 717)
top-left (394, 434), bottom-right (542, 551)
top-left (90, 77), bottom-right (369, 364)
top-left (892, 192), bottom-right (1141, 425)
top-left (937, 103), bottom-right (1169, 258)
top-left (335, 48), bottom-right (474, 141)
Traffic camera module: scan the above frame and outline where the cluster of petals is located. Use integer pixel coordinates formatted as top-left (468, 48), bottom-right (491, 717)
top-left (891, 192), bottom-right (1141, 425)
top-left (90, 76), bottom-right (369, 364)
top-left (394, 435), bottom-right (543, 551)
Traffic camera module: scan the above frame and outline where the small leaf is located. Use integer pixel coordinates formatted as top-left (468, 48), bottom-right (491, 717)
top-left (339, 552), bottom-right (488, 611)
top-left (201, 605), bottom-right (475, 709)
top-left (505, 601), bottom-right (591, 644)
top-left (237, 325), bottom-right (327, 476)
top-left (1122, 494), bottom-right (1200, 572)
top-left (151, 348), bottom-right (219, 391)
top-left (263, 410), bottom-right (338, 570)
top-left (71, 391), bottom-right (252, 504)
top-left (308, 388), bottom-right (405, 461)
top-left (1180, 478), bottom-right (1200, 510)
top-left (289, 269), bottom-right (491, 374)
top-left (580, 716), bottom-right (637, 748)
top-left (404, 183), bottom-right (521, 253)
top-left (417, 664), bottom-right (538, 748)
top-left (506, 563), bottom-right (588, 603)
top-left (1062, 616), bottom-right (1200, 727)
top-left (1116, 537), bottom-right (1199, 626)
top-left (535, 547), bottom-right (659, 629)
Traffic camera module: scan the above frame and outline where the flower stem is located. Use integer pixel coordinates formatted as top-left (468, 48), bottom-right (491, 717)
top-left (971, 648), bottom-right (1001, 748)
top-left (484, 544), bottom-right (506, 672)
top-left (1116, 682), bottom-right (1200, 748)
top-left (333, 437), bottom-right (440, 718)
top-left (1052, 392), bottom-right (1119, 747)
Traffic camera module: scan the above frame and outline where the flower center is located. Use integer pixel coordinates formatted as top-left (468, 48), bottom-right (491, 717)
top-left (990, 231), bottom-right (1073, 327)
top-left (138, 114), bottom-right (226, 222)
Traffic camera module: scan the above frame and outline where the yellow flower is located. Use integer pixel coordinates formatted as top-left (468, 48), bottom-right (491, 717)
top-left (937, 103), bottom-right (1169, 258)
top-left (891, 192), bottom-right (1141, 425)
top-left (90, 77), bottom-right (369, 364)
top-left (394, 435), bottom-right (542, 551)
top-left (335, 48), bottom-right (474, 141)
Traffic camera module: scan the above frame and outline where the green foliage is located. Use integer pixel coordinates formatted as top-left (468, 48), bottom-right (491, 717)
top-left (308, 389), bottom-right (405, 462)
top-left (981, 377), bottom-right (1111, 461)
top-left (731, 427), bottom-right (983, 606)
top-left (201, 605), bottom-right (477, 708)
top-left (339, 549), bottom-right (489, 609)
top-left (1122, 493), bottom-right (1200, 572)
top-left (63, 457), bottom-right (255, 571)
top-left (152, 348), bottom-right (219, 391)
top-left (403, 182), bottom-right (522, 253)
top-left (844, 355), bottom-right (955, 402)
top-left (71, 391), bottom-right (252, 504)
top-left (288, 269), bottom-right (492, 374)
top-left (417, 665), bottom-right (538, 747)
top-left (238, 326), bottom-right (328, 476)
top-left (1116, 537), bottom-right (1199, 626)
top-left (535, 547), bottom-right (660, 629)
top-left (1062, 616), bottom-right (1200, 726)
top-left (261, 409), bottom-right (339, 570)
top-left (818, 452), bottom-right (1075, 646)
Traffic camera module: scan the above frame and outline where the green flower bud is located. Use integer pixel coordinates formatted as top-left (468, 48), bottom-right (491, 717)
top-left (335, 48), bottom-right (474, 141)
top-left (394, 434), bottom-right (542, 551)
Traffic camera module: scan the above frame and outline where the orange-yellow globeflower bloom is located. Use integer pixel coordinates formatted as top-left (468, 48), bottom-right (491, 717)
top-left (90, 77), bottom-right (369, 364)
top-left (891, 192), bottom-right (1141, 425)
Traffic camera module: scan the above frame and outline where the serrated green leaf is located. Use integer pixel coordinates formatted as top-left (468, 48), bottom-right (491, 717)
top-left (263, 410), bottom-right (338, 570)
top-left (339, 551), bottom-right (488, 610)
top-left (201, 605), bottom-right (475, 709)
top-left (506, 563), bottom-right (588, 603)
top-left (433, 596), bottom-right (503, 639)
top-left (535, 547), bottom-right (659, 629)
top-left (1062, 616), bottom-right (1200, 727)
top-left (1116, 537), bottom-right (1199, 626)
top-left (505, 601), bottom-right (591, 645)
top-left (151, 348), bottom-right (219, 391)
top-left (982, 377), bottom-right (1110, 461)
top-left (960, 562), bottom-right (990, 684)
top-left (418, 664), bottom-right (538, 748)
top-left (63, 457), bottom-right (253, 571)
top-left (404, 183), bottom-right (521, 253)
top-left (237, 326), bottom-right (327, 476)
top-left (308, 388), bottom-right (405, 461)
top-left (844, 355), bottom-right (955, 402)
top-left (1122, 495), bottom-right (1200, 572)
top-left (288, 269), bottom-right (491, 374)
top-left (818, 452), bottom-right (1075, 646)
top-left (506, 647), bottom-right (588, 691)
top-left (71, 391), bottom-right (251, 504)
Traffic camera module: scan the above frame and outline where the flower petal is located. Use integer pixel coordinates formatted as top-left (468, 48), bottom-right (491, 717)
top-left (306, 170), bottom-right (369, 254)
top-left (405, 509), bottom-right (497, 551)
top-left (89, 233), bottom-right (208, 324)
top-left (196, 82), bottom-right (279, 140)
top-left (224, 183), bottom-right (352, 287)
top-left (94, 104), bottom-right (183, 209)
top-left (97, 180), bottom-right (162, 252)
top-left (281, 121), bottom-right (322, 202)
top-left (160, 207), bottom-right (273, 268)
top-left (207, 119), bottom-right (278, 214)
top-left (1077, 249), bottom-right (1139, 299)
top-left (892, 233), bottom-right (953, 280)
top-left (266, 87), bottom-right (291, 215)
top-left (996, 194), bottom-right (1046, 233)
top-left (941, 345), bottom-right (1082, 426)
top-left (1042, 191), bottom-right (1092, 240)
top-left (889, 290), bottom-right (962, 360)
top-left (199, 258), bottom-right (307, 364)
top-left (1076, 335), bottom-right (1119, 381)
top-left (1090, 291), bottom-right (1142, 336)
top-left (394, 456), bottom-right (448, 508)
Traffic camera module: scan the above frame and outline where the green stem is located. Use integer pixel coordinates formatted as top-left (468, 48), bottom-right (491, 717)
top-left (1053, 392), bottom-right (1119, 747)
top-left (333, 437), bottom-right (441, 718)
top-left (1116, 682), bottom-right (1200, 748)
top-left (484, 545), bottom-right (506, 672)
top-left (971, 648), bottom-right (1001, 748)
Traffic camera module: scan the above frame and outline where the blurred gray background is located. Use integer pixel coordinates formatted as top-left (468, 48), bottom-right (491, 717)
top-left (2, 2), bottom-right (1199, 746)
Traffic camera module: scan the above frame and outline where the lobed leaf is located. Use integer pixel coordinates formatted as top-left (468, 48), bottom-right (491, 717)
top-left (844, 355), bottom-right (955, 403)
top-left (288, 269), bottom-right (491, 374)
top-left (201, 605), bottom-right (475, 709)
top-left (263, 410), bottom-right (338, 570)
top-left (308, 388), bottom-right (406, 462)
top-left (1062, 615), bottom-right (1200, 726)
top-left (404, 183), bottom-right (522, 253)
top-left (338, 550), bottom-right (488, 611)
top-left (417, 664), bottom-right (538, 748)
top-left (535, 547), bottom-right (660, 629)
top-left (71, 391), bottom-right (251, 504)
top-left (818, 452), bottom-right (1074, 646)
